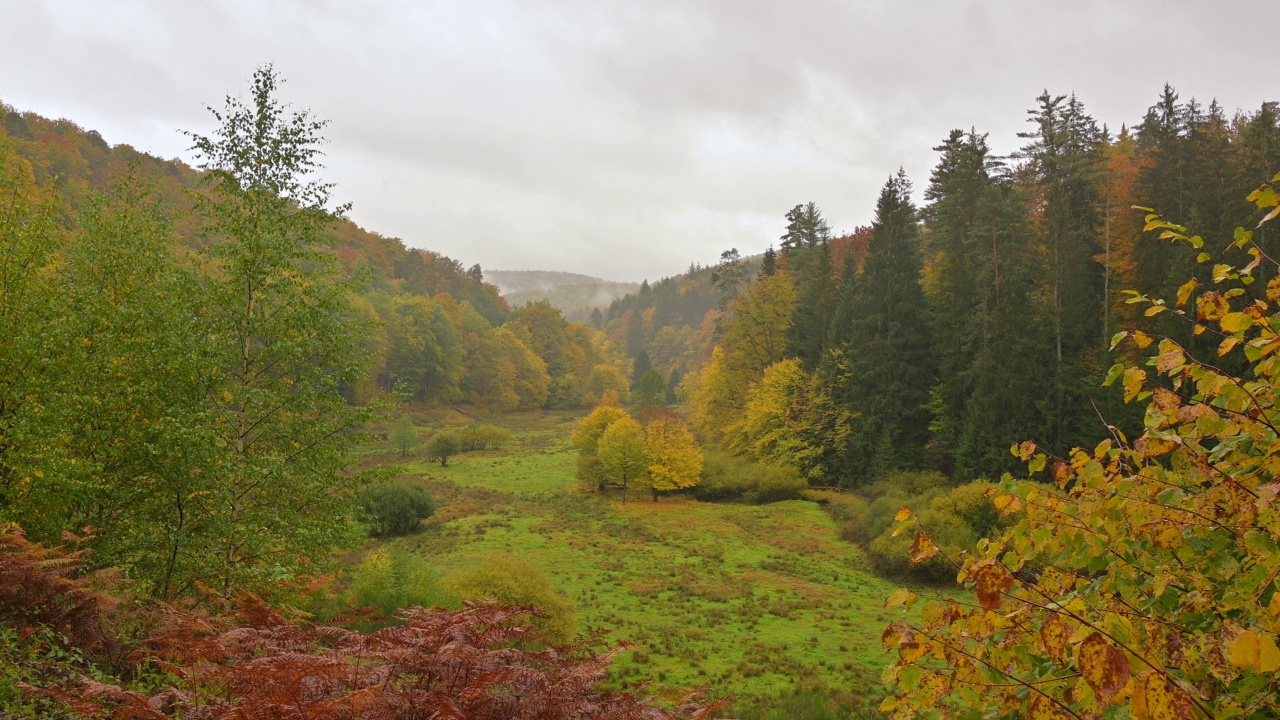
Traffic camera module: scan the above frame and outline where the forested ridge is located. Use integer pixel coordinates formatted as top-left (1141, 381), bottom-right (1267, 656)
top-left (6, 64), bottom-right (1280, 720)
top-left (601, 87), bottom-right (1280, 486)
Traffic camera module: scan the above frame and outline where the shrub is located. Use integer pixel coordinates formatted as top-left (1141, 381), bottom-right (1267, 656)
top-left (821, 493), bottom-right (872, 544)
top-left (693, 450), bottom-right (807, 504)
top-left (443, 553), bottom-right (576, 643)
top-left (357, 481), bottom-right (436, 537)
top-left (346, 547), bottom-right (447, 619)
top-left (866, 506), bottom-right (976, 581)
top-left (427, 432), bottom-right (462, 466)
top-left (862, 483), bottom-right (998, 582)
top-left (457, 423), bottom-right (512, 451)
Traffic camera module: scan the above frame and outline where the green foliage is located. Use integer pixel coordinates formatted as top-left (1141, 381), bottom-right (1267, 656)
top-left (389, 414), bottom-right (419, 457)
top-left (344, 547), bottom-right (446, 619)
top-left (444, 553), bottom-right (576, 643)
top-left (815, 171), bottom-right (935, 485)
top-left (427, 433), bottom-right (462, 466)
top-left (639, 416), bottom-right (703, 499)
top-left (634, 369), bottom-right (668, 407)
top-left (357, 481), bottom-right (436, 537)
top-left (694, 450), bottom-right (807, 504)
top-left (584, 364), bottom-right (631, 406)
top-left (597, 417), bottom-right (648, 499)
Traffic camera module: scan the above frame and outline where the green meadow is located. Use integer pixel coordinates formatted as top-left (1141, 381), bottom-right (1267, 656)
top-left (361, 408), bottom-right (918, 715)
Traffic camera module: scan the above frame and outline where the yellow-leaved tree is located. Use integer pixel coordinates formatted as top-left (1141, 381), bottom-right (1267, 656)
top-left (640, 416), bottom-right (703, 501)
top-left (571, 394), bottom-right (629, 491)
top-left (597, 417), bottom-right (648, 503)
top-left (882, 176), bottom-right (1280, 719)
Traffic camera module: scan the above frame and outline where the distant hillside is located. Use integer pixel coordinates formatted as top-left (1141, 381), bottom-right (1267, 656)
top-left (485, 270), bottom-right (640, 321)
top-left (0, 101), bottom-right (507, 324)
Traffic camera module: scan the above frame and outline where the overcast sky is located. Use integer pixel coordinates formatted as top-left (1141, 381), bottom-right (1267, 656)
top-left (4, 1), bottom-right (1278, 282)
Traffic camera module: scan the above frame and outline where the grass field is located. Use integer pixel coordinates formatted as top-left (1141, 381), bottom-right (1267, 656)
top-left (366, 408), bottom-right (913, 715)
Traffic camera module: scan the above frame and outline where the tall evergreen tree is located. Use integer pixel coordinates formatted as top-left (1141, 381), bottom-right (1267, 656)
top-left (819, 171), bottom-right (935, 484)
top-left (1017, 92), bottom-right (1107, 454)
top-left (760, 245), bottom-right (777, 277)
top-left (924, 130), bottom-right (1054, 478)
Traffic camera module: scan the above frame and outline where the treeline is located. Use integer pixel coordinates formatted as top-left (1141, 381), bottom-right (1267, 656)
top-left (650, 86), bottom-right (1280, 487)
top-left (0, 96), bottom-right (636, 416)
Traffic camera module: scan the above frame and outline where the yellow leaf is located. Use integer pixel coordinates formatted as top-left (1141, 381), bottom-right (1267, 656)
top-left (1077, 632), bottom-right (1131, 699)
top-left (1228, 629), bottom-right (1260, 669)
top-left (1132, 330), bottom-right (1154, 349)
top-left (1041, 614), bottom-right (1068, 664)
top-left (1132, 671), bottom-right (1196, 719)
top-left (893, 506), bottom-right (913, 523)
top-left (909, 532), bottom-right (939, 565)
top-left (1260, 634), bottom-right (1280, 673)
top-left (1156, 342), bottom-right (1185, 374)
top-left (993, 494), bottom-right (1023, 515)
top-left (1219, 337), bottom-right (1240, 356)
top-left (1267, 275), bottom-right (1280, 303)
top-left (1197, 291), bottom-right (1229, 321)
top-left (884, 588), bottom-right (918, 610)
top-left (1221, 311), bottom-right (1254, 334)
top-left (1018, 440), bottom-right (1037, 462)
top-left (1175, 278), bottom-right (1198, 307)
top-left (1123, 367), bottom-right (1146, 403)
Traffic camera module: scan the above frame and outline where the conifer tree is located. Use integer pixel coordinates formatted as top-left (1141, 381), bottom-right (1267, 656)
top-left (1017, 92), bottom-right (1107, 455)
top-left (820, 171), bottom-right (935, 484)
top-left (923, 130), bottom-right (1051, 478)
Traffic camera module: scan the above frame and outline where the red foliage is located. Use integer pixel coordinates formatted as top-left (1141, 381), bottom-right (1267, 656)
top-left (0, 528), bottom-right (120, 657)
top-left (3, 530), bottom-right (727, 719)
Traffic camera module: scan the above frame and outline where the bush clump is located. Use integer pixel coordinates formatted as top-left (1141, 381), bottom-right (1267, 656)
top-left (357, 481), bottom-right (437, 537)
top-left (693, 450), bottom-right (807, 504)
top-left (344, 547), bottom-right (447, 620)
top-left (456, 423), bottom-right (512, 451)
top-left (839, 473), bottom-right (1004, 582)
top-left (443, 553), bottom-right (576, 643)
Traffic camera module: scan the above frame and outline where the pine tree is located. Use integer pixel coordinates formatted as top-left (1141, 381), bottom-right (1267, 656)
top-left (760, 245), bottom-right (778, 277)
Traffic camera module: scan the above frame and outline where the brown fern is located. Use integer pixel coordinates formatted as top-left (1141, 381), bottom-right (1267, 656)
top-left (5, 529), bottom-right (730, 719)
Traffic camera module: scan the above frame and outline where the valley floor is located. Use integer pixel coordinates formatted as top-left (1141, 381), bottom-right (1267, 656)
top-left (368, 408), bottom-right (913, 714)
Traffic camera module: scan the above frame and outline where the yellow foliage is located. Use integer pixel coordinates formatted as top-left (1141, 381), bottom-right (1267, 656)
top-left (641, 416), bottom-right (703, 498)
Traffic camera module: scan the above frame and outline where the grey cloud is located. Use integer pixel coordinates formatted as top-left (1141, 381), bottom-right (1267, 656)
top-left (2, 0), bottom-right (1278, 281)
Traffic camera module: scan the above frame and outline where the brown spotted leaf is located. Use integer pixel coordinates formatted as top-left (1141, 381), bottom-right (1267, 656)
top-left (972, 560), bottom-right (1013, 611)
top-left (1132, 671), bottom-right (1196, 720)
top-left (1028, 695), bottom-right (1071, 720)
top-left (1041, 614), bottom-right (1068, 664)
top-left (909, 532), bottom-right (939, 565)
top-left (1077, 632), bottom-right (1131, 700)
top-left (1152, 386), bottom-right (1180, 414)
top-left (1197, 291), bottom-right (1229, 321)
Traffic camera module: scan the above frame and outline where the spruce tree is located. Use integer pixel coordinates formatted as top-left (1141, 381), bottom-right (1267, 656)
top-left (821, 171), bottom-right (935, 484)
top-left (923, 131), bottom-right (1054, 478)
top-left (1017, 92), bottom-right (1107, 455)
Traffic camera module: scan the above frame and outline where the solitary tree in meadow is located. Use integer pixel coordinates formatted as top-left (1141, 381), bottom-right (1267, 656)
top-left (390, 414), bottom-right (418, 457)
top-left (427, 433), bottom-right (461, 466)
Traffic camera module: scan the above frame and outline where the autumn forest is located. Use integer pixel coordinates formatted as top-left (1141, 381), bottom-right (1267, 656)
top-left (4, 63), bottom-right (1280, 720)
